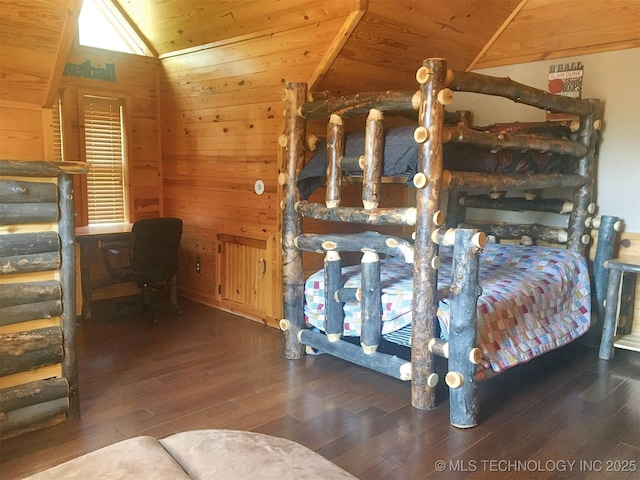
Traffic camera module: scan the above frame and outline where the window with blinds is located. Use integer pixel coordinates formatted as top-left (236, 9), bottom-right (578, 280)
top-left (83, 95), bottom-right (128, 224)
top-left (52, 95), bottom-right (64, 162)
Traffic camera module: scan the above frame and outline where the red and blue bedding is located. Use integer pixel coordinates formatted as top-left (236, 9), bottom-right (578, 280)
top-left (304, 243), bottom-right (590, 372)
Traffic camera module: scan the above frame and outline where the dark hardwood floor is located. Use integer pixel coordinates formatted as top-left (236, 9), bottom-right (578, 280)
top-left (1, 298), bottom-right (639, 479)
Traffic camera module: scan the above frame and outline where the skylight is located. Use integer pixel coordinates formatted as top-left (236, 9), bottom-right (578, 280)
top-left (78, 0), bottom-right (149, 56)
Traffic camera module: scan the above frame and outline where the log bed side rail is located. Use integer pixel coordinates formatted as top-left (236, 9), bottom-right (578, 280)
top-left (298, 329), bottom-right (412, 381)
top-left (300, 90), bottom-right (464, 123)
top-left (458, 195), bottom-right (574, 215)
top-left (446, 70), bottom-right (594, 117)
top-left (301, 90), bottom-right (415, 119)
top-left (443, 125), bottom-right (588, 158)
top-left (294, 232), bottom-right (414, 263)
top-left (458, 222), bottom-right (569, 245)
top-left (295, 201), bottom-right (417, 226)
top-left (443, 171), bottom-right (585, 193)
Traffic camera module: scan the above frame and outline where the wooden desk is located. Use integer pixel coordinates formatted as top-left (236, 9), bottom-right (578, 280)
top-left (75, 223), bottom-right (132, 318)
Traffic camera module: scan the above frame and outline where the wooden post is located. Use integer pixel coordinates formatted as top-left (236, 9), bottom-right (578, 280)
top-left (362, 109), bottom-right (384, 210)
top-left (58, 173), bottom-right (80, 419)
top-left (567, 99), bottom-right (601, 255)
top-left (360, 251), bottom-right (381, 353)
top-left (599, 266), bottom-right (622, 360)
top-left (448, 229), bottom-right (483, 428)
top-left (584, 215), bottom-right (619, 345)
top-left (326, 114), bottom-right (344, 208)
top-left (281, 82), bottom-right (308, 360)
top-left (412, 58), bottom-right (448, 410)
top-left (324, 251), bottom-right (344, 342)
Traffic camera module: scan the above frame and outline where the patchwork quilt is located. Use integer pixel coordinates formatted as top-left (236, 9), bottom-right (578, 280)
top-left (304, 243), bottom-right (591, 372)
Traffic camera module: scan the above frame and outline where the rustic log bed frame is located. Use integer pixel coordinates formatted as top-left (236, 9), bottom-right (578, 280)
top-left (279, 58), bottom-right (620, 428)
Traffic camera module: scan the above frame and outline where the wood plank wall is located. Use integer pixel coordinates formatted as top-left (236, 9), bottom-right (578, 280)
top-left (159, 14), bottom-right (351, 324)
top-left (0, 101), bottom-right (52, 161)
top-left (59, 45), bottom-right (162, 225)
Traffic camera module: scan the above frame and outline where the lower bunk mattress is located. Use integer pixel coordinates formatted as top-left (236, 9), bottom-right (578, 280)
top-left (304, 243), bottom-right (591, 372)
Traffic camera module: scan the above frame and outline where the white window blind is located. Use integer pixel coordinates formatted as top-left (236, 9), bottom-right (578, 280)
top-left (52, 95), bottom-right (64, 162)
top-left (83, 95), bottom-right (127, 224)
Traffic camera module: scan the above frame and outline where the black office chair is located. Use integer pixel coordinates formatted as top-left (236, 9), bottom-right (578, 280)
top-left (102, 217), bottom-right (183, 324)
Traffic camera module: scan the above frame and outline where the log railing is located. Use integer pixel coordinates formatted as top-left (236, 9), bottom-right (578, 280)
top-left (0, 160), bottom-right (87, 439)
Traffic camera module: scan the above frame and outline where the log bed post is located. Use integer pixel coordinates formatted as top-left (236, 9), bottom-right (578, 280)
top-left (360, 251), bottom-right (381, 353)
top-left (584, 215), bottom-right (621, 345)
top-left (447, 229), bottom-right (484, 428)
top-left (58, 173), bottom-right (80, 419)
top-left (567, 99), bottom-right (601, 255)
top-left (324, 251), bottom-right (344, 342)
top-left (362, 108), bottom-right (384, 210)
top-left (412, 58), bottom-right (448, 410)
top-left (281, 82), bottom-right (308, 359)
top-left (326, 114), bottom-right (344, 208)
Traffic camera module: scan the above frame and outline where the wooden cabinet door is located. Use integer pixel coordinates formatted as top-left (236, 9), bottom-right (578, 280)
top-left (216, 233), bottom-right (277, 326)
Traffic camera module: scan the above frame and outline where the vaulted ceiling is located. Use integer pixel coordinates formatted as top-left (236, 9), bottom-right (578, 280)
top-left (1, 0), bottom-right (639, 105)
top-left (115, 0), bottom-right (640, 94)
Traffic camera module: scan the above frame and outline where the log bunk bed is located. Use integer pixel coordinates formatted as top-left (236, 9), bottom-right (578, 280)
top-left (279, 58), bottom-right (621, 428)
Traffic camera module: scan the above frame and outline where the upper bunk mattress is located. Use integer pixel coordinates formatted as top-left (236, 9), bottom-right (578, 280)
top-left (298, 124), bottom-right (574, 199)
top-left (304, 243), bottom-right (591, 372)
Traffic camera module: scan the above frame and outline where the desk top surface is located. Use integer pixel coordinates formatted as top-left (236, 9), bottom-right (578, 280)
top-left (75, 223), bottom-right (133, 238)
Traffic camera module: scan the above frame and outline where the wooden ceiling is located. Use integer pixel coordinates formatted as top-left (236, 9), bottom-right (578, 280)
top-left (115, 0), bottom-right (640, 94)
top-left (1, 0), bottom-right (639, 105)
top-left (0, 0), bottom-right (81, 106)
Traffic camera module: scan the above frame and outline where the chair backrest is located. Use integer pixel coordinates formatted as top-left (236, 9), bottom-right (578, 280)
top-left (129, 218), bottom-right (183, 281)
